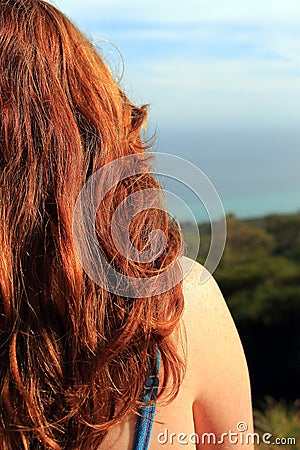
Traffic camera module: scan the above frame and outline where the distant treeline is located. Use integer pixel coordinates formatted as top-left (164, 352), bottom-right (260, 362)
top-left (190, 211), bottom-right (300, 406)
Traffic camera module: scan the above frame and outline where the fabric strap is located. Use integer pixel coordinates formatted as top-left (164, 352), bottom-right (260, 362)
top-left (133, 350), bottom-right (161, 450)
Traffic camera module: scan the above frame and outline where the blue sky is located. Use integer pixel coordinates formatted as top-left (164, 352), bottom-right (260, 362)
top-left (53, 0), bottom-right (300, 128)
top-left (53, 0), bottom-right (300, 218)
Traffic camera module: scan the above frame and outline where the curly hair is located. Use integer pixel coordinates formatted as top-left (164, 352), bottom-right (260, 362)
top-left (0, 1), bottom-right (185, 448)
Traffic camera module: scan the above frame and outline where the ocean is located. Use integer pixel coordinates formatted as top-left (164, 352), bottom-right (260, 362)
top-left (164, 188), bottom-right (300, 224)
top-left (153, 126), bottom-right (300, 224)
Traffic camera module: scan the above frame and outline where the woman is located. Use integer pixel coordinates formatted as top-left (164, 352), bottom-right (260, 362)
top-left (0, 1), bottom-right (253, 449)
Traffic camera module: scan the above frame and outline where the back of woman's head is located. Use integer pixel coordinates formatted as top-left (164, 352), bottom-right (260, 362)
top-left (0, 0), bottom-right (184, 448)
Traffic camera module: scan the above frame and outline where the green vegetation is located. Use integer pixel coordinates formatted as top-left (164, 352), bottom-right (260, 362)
top-left (254, 397), bottom-right (300, 449)
top-left (213, 213), bottom-right (300, 327)
top-left (192, 212), bottom-right (300, 443)
top-left (194, 212), bottom-right (300, 404)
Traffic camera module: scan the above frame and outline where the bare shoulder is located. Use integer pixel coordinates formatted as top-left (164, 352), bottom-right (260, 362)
top-left (181, 258), bottom-right (254, 446)
top-left (182, 257), bottom-right (242, 347)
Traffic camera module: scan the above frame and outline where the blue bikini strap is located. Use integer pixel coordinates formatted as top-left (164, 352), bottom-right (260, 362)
top-left (133, 349), bottom-right (161, 450)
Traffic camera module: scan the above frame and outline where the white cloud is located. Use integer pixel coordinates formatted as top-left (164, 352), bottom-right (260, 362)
top-left (50, 0), bottom-right (300, 130)
top-left (53, 0), bottom-right (300, 25)
top-left (92, 26), bottom-right (260, 45)
top-left (123, 57), bottom-right (300, 128)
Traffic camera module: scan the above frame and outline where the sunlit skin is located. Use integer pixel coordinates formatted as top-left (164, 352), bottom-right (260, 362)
top-left (101, 260), bottom-right (254, 450)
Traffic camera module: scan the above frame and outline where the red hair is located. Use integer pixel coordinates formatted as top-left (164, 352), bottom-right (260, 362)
top-left (0, 0), bottom-right (185, 448)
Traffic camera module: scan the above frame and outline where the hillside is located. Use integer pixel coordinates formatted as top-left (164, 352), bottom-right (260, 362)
top-left (191, 211), bottom-right (300, 404)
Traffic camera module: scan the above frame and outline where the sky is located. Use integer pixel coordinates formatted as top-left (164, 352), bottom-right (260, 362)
top-left (53, 0), bottom-right (300, 219)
